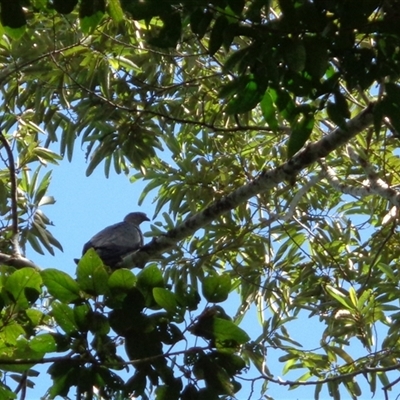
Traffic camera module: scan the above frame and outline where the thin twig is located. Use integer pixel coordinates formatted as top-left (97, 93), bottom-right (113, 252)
top-left (49, 52), bottom-right (290, 135)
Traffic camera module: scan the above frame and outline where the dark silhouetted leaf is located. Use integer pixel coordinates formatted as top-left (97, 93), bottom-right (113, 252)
top-left (0, 0), bottom-right (25, 38)
top-left (53, 0), bottom-right (78, 14)
top-left (209, 16), bottom-right (229, 56)
top-left (79, 0), bottom-right (105, 33)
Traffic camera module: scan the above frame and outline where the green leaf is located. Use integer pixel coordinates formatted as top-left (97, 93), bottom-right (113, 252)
top-left (157, 322), bottom-right (183, 345)
top-left (29, 334), bottom-right (58, 353)
top-left (348, 286), bottom-right (358, 308)
top-left (202, 273), bottom-right (231, 303)
top-left (48, 359), bottom-right (80, 397)
top-left (213, 318), bottom-right (250, 345)
top-left (176, 282), bottom-right (201, 311)
top-left (73, 303), bottom-right (91, 332)
top-left (88, 311), bottom-right (110, 335)
top-left (326, 345), bottom-right (354, 364)
top-left (108, 269), bottom-right (137, 292)
top-left (155, 384), bottom-right (180, 400)
top-left (77, 249), bottom-right (110, 296)
top-left (51, 302), bottom-right (79, 336)
top-left (33, 170), bottom-right (52, 205)
top-left (0, 385), bottom-right (17, 399)
top-left (325, 285), bottom-right (355, 310)
top-left (223, 46), bottom-right (252, 74)
top-left (33, 147), bottom-right (62, 164)
top-left (26, 232), bottom-right (45, 255)
top-left (137, 264), bottom-right (164, 307)
top-left (137, 264), bottom-right (164, 289)
top-left (79, 0), bottom-right (105, 33)
top-left (153, 287), bottom-right (179, 314)
top-left (5, 268), bottom-right (42, 309)
top-left (31, 221), bottom-right (56, 255)
top-left (274, 88), bottom-right (296, 121)
top-left (41, 269), bottom-right (81, 303)
top-left (107, 0), bottom-right (124, 22)
top-left (0, 335), bottom-right (41, 372)
top-left (343, 378), bottom-right (362, 397)
top-left (202, 361), bottom-right (235, 395)
top-left (225, 77), bottom-right (264, 115)
top-left (287, 114), bottom-right (314, 158)
top-left (260, 91), bottom-right (279, 131)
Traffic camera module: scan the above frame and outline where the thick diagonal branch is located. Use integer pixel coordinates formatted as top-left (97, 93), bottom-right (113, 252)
top-left (122, 103), bottom-right (375, 268)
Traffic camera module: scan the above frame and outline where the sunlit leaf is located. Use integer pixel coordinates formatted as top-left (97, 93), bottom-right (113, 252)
top-left (41, 269), bottom-right (81, 303)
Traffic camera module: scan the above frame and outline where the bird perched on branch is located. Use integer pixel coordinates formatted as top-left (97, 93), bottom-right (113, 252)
top-left (80, 212), bottom-right (150, 268)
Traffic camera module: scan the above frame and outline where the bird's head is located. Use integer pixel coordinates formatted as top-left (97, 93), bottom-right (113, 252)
top-left (124, 212), bottom-right (150, 225)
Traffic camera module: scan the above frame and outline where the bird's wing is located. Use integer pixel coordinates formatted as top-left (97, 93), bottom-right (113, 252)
top-left (83, 222), bottom-right (143, 254)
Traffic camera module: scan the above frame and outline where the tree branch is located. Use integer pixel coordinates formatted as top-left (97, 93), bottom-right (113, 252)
top-left (122, 103), bottom-right (375, 268)
top-left (0, 252), bottom-right (41, 270)
top-left (0, 132), bottom-right (20, 257)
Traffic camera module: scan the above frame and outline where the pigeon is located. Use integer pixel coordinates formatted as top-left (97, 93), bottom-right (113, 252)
top-left (80, 212), bottom-right (150, 268)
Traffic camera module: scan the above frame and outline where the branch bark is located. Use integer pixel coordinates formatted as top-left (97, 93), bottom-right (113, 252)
top-left (0, 252), bottom-right (41, 270)
top-left (0, 132), bottom-right (20, 257)
top-left (121, 103), bottom-right (375, 268)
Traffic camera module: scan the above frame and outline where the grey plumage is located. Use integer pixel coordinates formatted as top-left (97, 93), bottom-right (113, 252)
top-left (81, 212), bottom-right (150, 268)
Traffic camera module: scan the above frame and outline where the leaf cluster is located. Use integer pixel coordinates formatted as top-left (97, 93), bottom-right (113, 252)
top-left (0, 251), bottom-right (251, 400)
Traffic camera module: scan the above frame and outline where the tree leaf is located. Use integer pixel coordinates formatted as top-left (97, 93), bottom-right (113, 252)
top-left (41, 269), bottom-right (81, 303)
top-left (76, 249), bottom-right (110, 296)
top-left (108, 269), bottom-right (137, 292)
top-left (202, 273), bottom-right (231, 303)
top-left (51, 302), bottom-right (79, 336)
top-left (0, 0), bottom-right (25, 38)
top-left (225, 77), bottom-right (264, 115)
top-left (79, 0), bottom-right (105, 33)
top-left (53, 0), bottom-right (78, 14)
top-left (107, 0), bottom-right (124, 22)
top-left (137, 264), bottom-right (164, 289)
top-left (260, 90), bottom-right (279, 131)
top-left (209, 16), bottom-right (229, 56)
top-left (287, 114), bottom-right (314, 158)
top-left (153, 287), bottom-right (179, 314)
top-left (5, 268), bottom-right (42, 309)
top-left (29, 334), bottom-right (58, 353)
top-left (190, 9), bottom-right (213, 39)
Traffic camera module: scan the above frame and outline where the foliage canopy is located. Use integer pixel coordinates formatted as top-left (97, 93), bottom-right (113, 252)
top-left (0, 1), bottom-right (400, 399)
